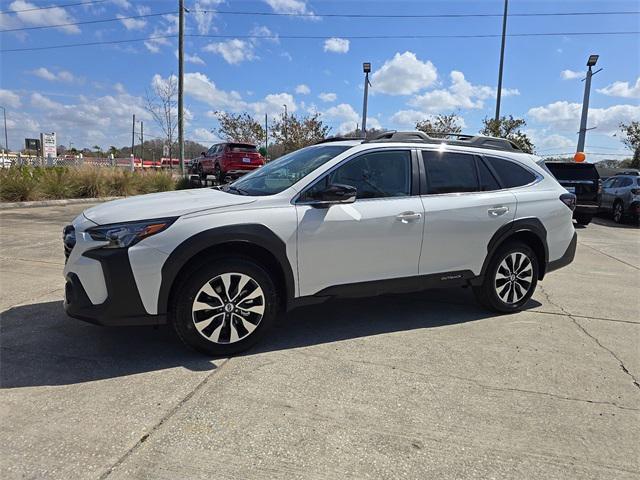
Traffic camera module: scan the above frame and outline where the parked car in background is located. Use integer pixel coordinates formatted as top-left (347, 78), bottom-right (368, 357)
top-left (600, 172), bottom-right (640, 224)
top-left (197, 142), bottom-right (265, 183)
top-left (545, 162), bottom-right (600, 225)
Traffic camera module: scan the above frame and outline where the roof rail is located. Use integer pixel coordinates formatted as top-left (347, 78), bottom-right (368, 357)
top-left (365, 130), bottom-right (522, 153)
top-left (315, 136), bottom-right (365, 145)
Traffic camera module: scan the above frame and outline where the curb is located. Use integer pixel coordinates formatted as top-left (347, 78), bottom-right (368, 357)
top-left (0, 196), bottom-right (123, 210)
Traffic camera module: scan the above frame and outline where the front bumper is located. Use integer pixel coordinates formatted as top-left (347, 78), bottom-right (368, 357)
top-left (64, 248), bottom-right (165, 326)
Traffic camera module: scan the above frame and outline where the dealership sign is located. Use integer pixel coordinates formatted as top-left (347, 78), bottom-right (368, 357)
top-left (25, 138), bottom-right (41, 151)
top-left (40, 132), bottom-right (56, 157)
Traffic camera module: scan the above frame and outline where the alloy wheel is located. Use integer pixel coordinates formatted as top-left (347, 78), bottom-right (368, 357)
top-left (614, 203), bottom-right (623, 223)
top-left (192, 273), bottom-right (265, 344)
top-left (494, 252), bottom-right (533, 304)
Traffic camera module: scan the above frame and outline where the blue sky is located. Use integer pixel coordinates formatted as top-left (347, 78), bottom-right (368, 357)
top-left (0, 0), bottom-right (639, 160)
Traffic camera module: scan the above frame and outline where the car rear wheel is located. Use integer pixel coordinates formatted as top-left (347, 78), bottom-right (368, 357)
top-left (171, 258), bottom-right (278, 356)
top-left (214, 164), bottom-right (224, 185)
top-left (473, 241), bottom-right (538, 313)
top-left (613, 201), bottom-right (624, 223)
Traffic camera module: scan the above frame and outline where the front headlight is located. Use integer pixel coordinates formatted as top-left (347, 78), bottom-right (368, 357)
top-left (87, 217), bottom-right (177, 249)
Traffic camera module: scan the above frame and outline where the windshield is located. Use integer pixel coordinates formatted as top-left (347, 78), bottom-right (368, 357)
top-left (227, 144), bottom-right (352, 196)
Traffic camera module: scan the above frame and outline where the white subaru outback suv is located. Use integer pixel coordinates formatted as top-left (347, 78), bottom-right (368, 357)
top-left (63, 131), bottom-right (577, 355)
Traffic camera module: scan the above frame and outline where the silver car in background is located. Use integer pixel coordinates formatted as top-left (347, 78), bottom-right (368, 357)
top-left (600, 172), bottom-right (640, 224)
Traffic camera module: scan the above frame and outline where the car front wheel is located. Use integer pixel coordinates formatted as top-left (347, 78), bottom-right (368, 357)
top-left (474, 241), bottom-right (538, 313)
top-left (171, 258), bottom-right (278, 356)
top-left (613, 202), bottom-right (624, 223)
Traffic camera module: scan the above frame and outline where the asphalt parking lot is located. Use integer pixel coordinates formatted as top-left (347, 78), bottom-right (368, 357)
top-left (0, 203), bottom-right (638, 480)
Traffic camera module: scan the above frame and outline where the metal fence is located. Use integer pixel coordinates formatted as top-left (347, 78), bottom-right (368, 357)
top-left (0, 152), bottom-right (188, 170)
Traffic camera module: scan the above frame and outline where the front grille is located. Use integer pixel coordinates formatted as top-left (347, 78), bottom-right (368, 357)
top-left (63, 225), bottom-right (75, 262)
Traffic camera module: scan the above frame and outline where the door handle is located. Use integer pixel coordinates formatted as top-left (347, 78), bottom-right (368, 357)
top-left (488, 206), bottom-right (509, 217)
top-left (396, 211), bottom-right (422, 223)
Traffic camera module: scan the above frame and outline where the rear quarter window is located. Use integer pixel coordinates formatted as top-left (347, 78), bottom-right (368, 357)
top-left (485, 156), bottom-right (536, 188)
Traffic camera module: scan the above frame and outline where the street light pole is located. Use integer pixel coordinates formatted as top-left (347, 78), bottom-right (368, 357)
top-left (361, 62), bottom-right (371, 134)
top-left (0, 106), bottom-right (8, 152)
top-left (283, 104), bottom-right (288, 149)
top-left (494, 0), bottom-right (508, 122)
top-left (577, 54), bottom-right (602, 154)
top-left (178, 0), bottom-right (185, 175)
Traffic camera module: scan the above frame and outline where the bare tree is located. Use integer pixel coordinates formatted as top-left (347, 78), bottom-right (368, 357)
top-left (618, 121), bottom-right (640, 169)
top-left (480, 115), bottom-right (535, 154)
top-left (145, 74), bottom-right (178, 167)
top-left (214, 111), bottom-right (265, 145)
top-left (416, 113), bottom-right (463, 138)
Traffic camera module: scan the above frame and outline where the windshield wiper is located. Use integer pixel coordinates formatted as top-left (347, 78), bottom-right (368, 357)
top-left (225, 185), bottom-right (249, 196)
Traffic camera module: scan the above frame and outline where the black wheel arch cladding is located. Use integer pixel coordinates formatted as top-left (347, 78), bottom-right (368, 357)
top-left (158, 224), bottom-right (295, 315)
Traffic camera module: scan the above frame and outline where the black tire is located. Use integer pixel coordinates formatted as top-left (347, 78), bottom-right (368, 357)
top-left (170, 257), bottom-right (278, 356)
top-left (197, 164), bottom-right (207, 183)
top-left (575, 214), bottom-right (592, 226)
top-left (214, 164), bottom-right (224, 185)
top-left (613, 201), bottom-right (624, 224)
top-left (473, 241), bottom-right (539, 313)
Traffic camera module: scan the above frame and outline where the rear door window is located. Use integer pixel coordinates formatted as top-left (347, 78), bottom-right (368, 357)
top-left (486, 157), bottom-right (536, 188)
top-left (619, 177), bottom-right (633, 187)
top-left (422, 151), bottom-right (478, 194)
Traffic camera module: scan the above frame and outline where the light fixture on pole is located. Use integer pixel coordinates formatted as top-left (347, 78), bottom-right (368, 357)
top-left (361, 62), bottom-right (371, 134)
top-left (576, 54), bottom-right (602, 161)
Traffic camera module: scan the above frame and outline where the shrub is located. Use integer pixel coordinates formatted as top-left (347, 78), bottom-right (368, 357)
top-left (70, 167), bottom-right (108, 198)
top-left (137, 170), bottom-right (175, 194)
top-left (108, 169), bottom-right (137, 196)
top-left (40, 167), bottom-right (73, 199)
top-left (174, 176), bottom-right (192, 190)
top-left (0, 166), bottom-right (43, 202)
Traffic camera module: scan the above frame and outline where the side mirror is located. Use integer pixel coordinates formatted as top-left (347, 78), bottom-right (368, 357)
top-left (308, 183), bottom-right (357, 207)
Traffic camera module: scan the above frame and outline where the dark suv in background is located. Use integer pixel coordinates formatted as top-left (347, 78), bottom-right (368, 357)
top-left (600, 172), bottom-right (640, 224)
top-left (197, 142), bottom-right (265, 183)
top-left (545, 162), bottom-right (601, 225)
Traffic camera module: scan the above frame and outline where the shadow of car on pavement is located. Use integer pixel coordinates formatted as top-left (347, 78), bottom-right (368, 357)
top-left (0, 288), bottom-right (541, 389)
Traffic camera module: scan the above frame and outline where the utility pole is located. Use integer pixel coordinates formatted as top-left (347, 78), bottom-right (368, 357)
top-left (264, 113), bottom-right (268, 160)
top-left (0, 106), bottom-right (7, 152)
top-left (283, 104), bottom-right (288, 150)
top-left (577, 55), bottom-right (602, 154)
top-left (361, 62), bottom-right (371, 134)
top-left (494, 0), bottom-right (508, 122)
top-left (178, 0), bottom-right (185, 175)
top-left (131, 114), bottom-right (135, 158)
top-left (140, 121), bottom-right (144, 162)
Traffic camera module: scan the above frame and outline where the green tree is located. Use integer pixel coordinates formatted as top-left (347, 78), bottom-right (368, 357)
top-left (480, 115), bottom-right (535, 154)
top-left (272, 112), bottom-right (331, 153)
top-left (617, 121), bottom-right (640, 169)
top-left (214, 111), bottom-right (265, 145)
top-left (416, 113), bottom-right (463, 138)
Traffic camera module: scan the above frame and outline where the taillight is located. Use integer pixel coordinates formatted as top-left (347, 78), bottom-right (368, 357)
top-left (560, 193), bottom-right (576, 211)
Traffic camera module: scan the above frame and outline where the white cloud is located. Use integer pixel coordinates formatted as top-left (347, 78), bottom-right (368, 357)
top-left (31, 67), bottom-right (77, 83)
top-left (203, 39), bottom-right (256, 64)
top-left (250, 25), bottom-right (279, 43)
top-left (251, 93), bottom-right (297, 117)
top-left (0, 89), bottom-right (21, 108)
top-left (181, 73), bottom-right (246, 111)
top-left (264, 0), bottom-right (313, 15)
top-left (528, 101), bottom-right (640, 133)
top-left (408, 71), bottom-right (518, 113)
top-left (8, 0), bottom-right (80, 34)
top-left (110, 0), bottom-right (131, 8)
top-left (117, 14), bottom-right (146, 30)
top-left (186, 53), bottom-right (206, 65)
top-left (144, 14), bottom-right (177, 53)
top-left (389, 110), bottom-right (426, 127)
top-left (193, 128), bottom-right (219, 143)
top-left (318, 92), bottom-right (337, 102)
top-left (113, 83), bottom-right (126, 94)
top-left (192, 0), bottom-right (222, 34)
top-left (31, 93), bottom-right (63, 110)
top-left (295, 84), bottom-right (310, 95)
top-left (323, 37), bottom-right (349, 54)
top-left (371, 51), bottom-right (438, 95)
top-left (526, 129), bottom-right (575, 153)
top-left (561, 69), bottom-right (582, 80)
top-left (597, 77), bottom-right (640, 99)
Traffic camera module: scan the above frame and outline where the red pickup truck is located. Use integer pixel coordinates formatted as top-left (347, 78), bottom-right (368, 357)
top-left (197, 142), bottom-right (265, 183)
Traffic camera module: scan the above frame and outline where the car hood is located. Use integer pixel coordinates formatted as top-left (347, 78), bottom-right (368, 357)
top-left (82, 188), bottom-right (256, 225)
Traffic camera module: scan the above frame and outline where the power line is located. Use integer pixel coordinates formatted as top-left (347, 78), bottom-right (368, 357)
top-left (0, 0), bottom-right (106, 15)
top-left (192, 9), bottom-right (640, 19)
top-left (0, 11), bottom-right (174, 33)
top-left (2, 30), bottom-right (639, 53)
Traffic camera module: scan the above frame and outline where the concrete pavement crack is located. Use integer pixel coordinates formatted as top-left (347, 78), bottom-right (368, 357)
top-left (579, 241), bottom-right (640, 271)
top-left (98, 358), bottom-right (230, 480)
top-left (537, 284), bottom-right (640, 392)
top-left (294, 350), bottom-right (638, 412)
